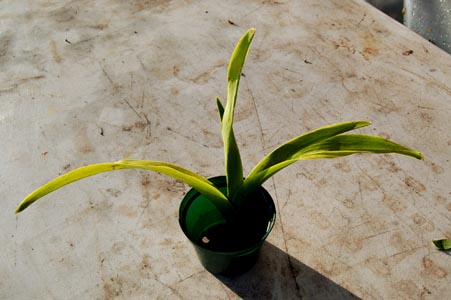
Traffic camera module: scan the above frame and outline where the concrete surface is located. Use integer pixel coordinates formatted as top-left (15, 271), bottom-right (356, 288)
top-left (1, 0), bottom-right (450, 299)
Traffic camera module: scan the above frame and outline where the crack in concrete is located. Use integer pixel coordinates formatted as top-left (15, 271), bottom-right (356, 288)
top-left (272, 182), bottom-right (303, 299)
top-left (245, 72), bottom-right (303, 299)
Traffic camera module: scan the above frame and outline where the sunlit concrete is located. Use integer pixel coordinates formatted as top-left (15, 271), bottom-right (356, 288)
top-left (1, 0), bottom-right (450, 299)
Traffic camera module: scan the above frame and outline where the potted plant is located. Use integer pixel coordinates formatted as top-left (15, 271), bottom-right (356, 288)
top-left (15, 28), bottom-right (423, 276)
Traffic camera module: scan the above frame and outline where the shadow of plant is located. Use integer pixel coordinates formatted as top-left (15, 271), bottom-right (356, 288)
top-left (216, 242), bottom-right (361, 300)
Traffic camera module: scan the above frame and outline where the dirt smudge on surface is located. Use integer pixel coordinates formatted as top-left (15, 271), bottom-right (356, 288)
top-left (103, 276), bottom-right (124, 299)
top-left (106, 188), bottom-right (122, 198)
top-left (376, 155), bottom-right (401, 173)
top-left (425, 160), bottom-right (444, 174)
top-left (50, 40), bottom-right (62, 63)
top-left (311, 212), bottom-right (331, 229)
top-left (393, 280), bottom-right (421, 299)
top-left (49, 5), bottom-right (78, 23)
top-left (0, 31), bottom-right (13, 65)
top-left (141, 175), bottom-right (151, 188)
top-left (333, 161), bottom-right (351, 173)
top-left (360, 33), bottom-right (380, 61)
top-left (411, 213), bottom-right (435, 232)
top-left (117, 204), bottom-right (138, 218)
top-left (403, 176), bottom-right (426, 194)
top-left (191, 61), bottom-right (227, 84)
top-left (422, 257), bottom-right (447, 278)
top-left (126, 0), bottom-right (173, 13)
top-left (89, 23), bottom-right (109, 30)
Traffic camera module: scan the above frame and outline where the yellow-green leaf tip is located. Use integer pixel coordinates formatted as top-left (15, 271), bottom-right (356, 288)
top-left (433, 239), bottom-right (451, 250)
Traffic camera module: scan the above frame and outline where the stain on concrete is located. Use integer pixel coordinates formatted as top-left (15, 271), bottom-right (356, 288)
top-left (422, 257), bottom-right (447, 278)
top-left (49, 5), bottom-right (78, 23)
top-left (403, 176), bottom-right (426, 194)
top-left (383, 195), bottom-right (407, 213)
top-left (50, 40), bottom-right (61, 64)
top-left (360, 32), bottom-right (380, 61)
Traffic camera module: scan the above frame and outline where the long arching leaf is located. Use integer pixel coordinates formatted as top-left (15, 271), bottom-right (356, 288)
top-left (241, 122), bottom-right (423, 195)
top-left (16, 159), bottom-right (232, 215)
top-left (295, 134), bottom-right (424, 160)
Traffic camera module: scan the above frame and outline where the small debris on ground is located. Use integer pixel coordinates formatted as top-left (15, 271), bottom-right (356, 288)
top-left (402, 50), bottom-right (414, 56)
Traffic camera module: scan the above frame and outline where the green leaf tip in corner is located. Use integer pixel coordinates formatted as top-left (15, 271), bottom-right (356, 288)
top-left (433, 239), bottom-right (451, 251)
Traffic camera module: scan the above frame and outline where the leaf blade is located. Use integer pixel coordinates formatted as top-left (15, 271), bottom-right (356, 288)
top-left (242, 122), bottom-right (423, 194)
top-left (242, 121), bottom-right (370, 193)
top-left (222, 28), bottom-right (255, 200)
top-left (297, 134), bottom-right (424, 160)
top-left (16, 159), bottom-right (232, 215)
top-left (216, 96), bottom-right (225, 122)
top-left (433, 239), bottom-right (451, 251)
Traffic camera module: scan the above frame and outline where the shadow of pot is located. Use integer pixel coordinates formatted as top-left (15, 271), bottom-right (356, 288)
top-left (179, 176), bottom-right (276, 277)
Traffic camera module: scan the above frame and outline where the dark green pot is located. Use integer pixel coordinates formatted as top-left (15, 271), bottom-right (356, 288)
top-left (179, 176), bottom-right (276, 277)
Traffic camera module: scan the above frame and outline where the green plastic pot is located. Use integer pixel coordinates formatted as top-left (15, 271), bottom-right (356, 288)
top-left (179, 176), bottom-right (276, 277)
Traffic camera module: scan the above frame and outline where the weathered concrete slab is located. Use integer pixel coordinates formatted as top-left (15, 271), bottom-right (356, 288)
top-left (1, 0), bottom-right (450, 299)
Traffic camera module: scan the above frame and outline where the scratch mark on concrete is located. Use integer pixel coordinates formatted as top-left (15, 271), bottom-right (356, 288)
top-left (139, 89), bottom-right (145, 109)
top-left (271, 181), bottom-right (303, 299)
top-left (166, 127), bottom-right (209, 148)
top-left (102, 68), bottom-right (121, 94)
top-left (102, 68), bottom-right (115, 86)
top-left (243, 77), bottom-right (302, 297)
top-left (400, 67), bottom-right (451, 96)
top-left (390, 246), bottom-right (423, 258)
top-left (135, 197), bottom-right (151, 229)
top-left (245, 78), bottom-right (265, 148)
top-left (361, 228), bottom-right (396, 241)
top-left (14, 215), bottom-right (17, 267)
top-left (358, 180), bottom-right (364, 205)
top-left (123, 98), bottom-right (143, 120)
top-left (282, 184), bottom-right (292, 210)
top-left (0, 75), bottom-right (45, 94)
top-left (177, 269), bottom-right (205, 283)
top-left (143, 113), bottom-right (152, 138)
top-left (355, 163), bottom-right (385, 194)
top-left (146, 260), bottom-right (184, 298)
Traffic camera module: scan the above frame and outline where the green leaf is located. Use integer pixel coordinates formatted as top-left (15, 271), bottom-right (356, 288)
top-left (241, 121), bottom-right (423, 195)
top-left (298, 134), bottom-right (424, 160)
top-left (433, 239), bottom-right (451, 251)
top-left (242, 121), bottom-right (371, 194)
top-left (216, 96), bottom-right (224, 122)
top-left (16, 159), bottom-right (233, 216)
top-left (222, 28), bottom-right (255, 201)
